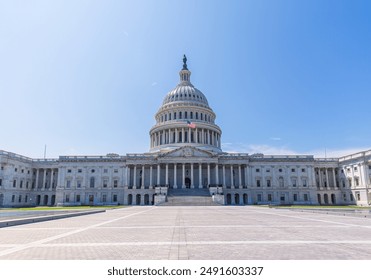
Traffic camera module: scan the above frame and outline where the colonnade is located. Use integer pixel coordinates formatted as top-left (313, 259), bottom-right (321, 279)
top-left (126, 163), bottom-right (247, 189)
top-left (33, 168), bottom-right (57, 189)
top-left (150, 127), bottom-right (221, 148)
top-left (315, 167), bottom-right (338, 189)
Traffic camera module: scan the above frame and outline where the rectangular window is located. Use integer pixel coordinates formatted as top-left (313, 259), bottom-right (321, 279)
top-left (343, 193), bottom-right (347, 202)
top-left (77, 180), bottom-right (82, 188)
top-left (114, 169), bottom-right (118, 173)
top-left (255, 169), bottom-right (260, 172)
top-left (103, 179), bottom-right (108, 188)
top-left (256, 179), bottom-right (261, 187)
top-left (114, 180), bottom-right (118, 188)
top-left (76, 195), bottom-right (81, 202)
top-left (266, 169), bottom-right (270, 172)
top-left (279, 169), bottom-right (282, 172)
top-left (267, 194), bottom-right (272, 202)
top-left (354, 166), bottom-right (358, 171)
top-left (304, 194), bottom-right (308, 201)
top-left (292, 178), bottom-right (297, 187)
top-left (350, 193), bottom-right (354, 201)
top-left (26, 181), bottom-right (29, 188)
top-left (356, 192), bottom-right (361, 201)
top-left (102, 194), bottom-right (107, 203)
top-left (291, 168), bottom-right (295, 172)
top-left (0, 179), bottom-right (2, 186)
top-left (65, 195), bottom-right (70, 203)
top-left (103, 169), bottom-right (108, 173)
top-left (267, 179), bottom-right (271, 187)
top-left (113, 194), bottom-right (118, 202)
top-left (25, 195), bottom-right (28, 203)
top-left (18, 195), bottom-right (22, 203)
top-left (355, 178), bottom-right (359, 186)
top-left (301, 168), bottom-right (305, 172)
top-left (293, 194), bottom-right (298, 201)
top-left (66, 180), bottom-right (71, 188)
top-left (12, 195), bottom-right (15, 203)
top-left (13, 180), bottom-right (16, 188)
top-left (67, 169), bottom-right (72, 173)
top-left (302, 179), bottom-right (307, 187)
top-left (78, 169), bottom-right (82, 173)
top-left (20, 180), bottom-right (23, 188)
top-left (257, 194), bottom-right (262, 202)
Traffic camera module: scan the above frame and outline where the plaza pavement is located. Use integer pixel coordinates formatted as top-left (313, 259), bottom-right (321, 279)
top-left (0, 206), bottom-right (371, 260)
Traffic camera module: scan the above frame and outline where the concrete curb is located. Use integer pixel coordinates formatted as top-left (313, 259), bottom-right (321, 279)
top-left (285, 208), bottom-right (371, 218)
top-left (0, 209), bottom-right (106, 228)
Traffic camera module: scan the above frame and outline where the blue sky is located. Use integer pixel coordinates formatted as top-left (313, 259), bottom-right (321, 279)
top-left (0, 0), bottom-right (370, 158)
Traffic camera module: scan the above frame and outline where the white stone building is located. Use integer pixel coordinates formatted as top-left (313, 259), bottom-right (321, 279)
top-left (1, 57), bottom-right (370, 207)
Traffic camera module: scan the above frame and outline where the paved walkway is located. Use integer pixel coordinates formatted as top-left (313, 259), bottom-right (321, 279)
top-left (1, 206), bottom-right (371, 259)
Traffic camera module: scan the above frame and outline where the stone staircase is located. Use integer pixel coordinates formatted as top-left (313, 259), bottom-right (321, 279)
top-left (161, 188), bottom-right (219, 206)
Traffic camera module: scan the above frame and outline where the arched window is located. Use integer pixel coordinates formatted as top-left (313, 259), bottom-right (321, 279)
top-left (196, 112), bottom-right (198, 119)
top-left (190, 112), bottom-right (193, 119)
top-left (185, 111), bottom-right (188, 119)
top-left (179, 112), bottom-right (182, 119)
top-left (174, 112), bottom-right (177, 119)
top-left (169, 113), bottom-right (171, 120)
top-left (200, 113), bottom-right (203, 120)
top-left (165, 114), bottom-right (167, 121)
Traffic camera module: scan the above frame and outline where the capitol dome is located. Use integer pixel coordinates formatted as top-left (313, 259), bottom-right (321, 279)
top-left (149, 55), bottom-right (222, 153)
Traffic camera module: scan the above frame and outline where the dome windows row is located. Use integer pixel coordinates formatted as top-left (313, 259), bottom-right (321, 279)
top-left (158, 110), bottom-right (214, 123)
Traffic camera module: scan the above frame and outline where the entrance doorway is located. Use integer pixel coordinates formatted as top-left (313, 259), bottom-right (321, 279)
top-left (89, 195), bottom-right (94, 205)
top-left (185, 177), bottom-right (191, 188)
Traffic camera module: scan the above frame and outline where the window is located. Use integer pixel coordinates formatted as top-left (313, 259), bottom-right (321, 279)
top-left (356, 192), bottom-right (361, 201)
top-left (21, 169), bottom-right (24, 173)
top-left (256, 179), bottom-right (261, 187)
top-left (343, 193), bottom-right (347, 202)
top-left (279, 169), bottom-right (282, 172)
top-left (65, 194), bottom-right (70, 203)
top-left (200, 113), bottom-right (203, 120)
top-left (301, 168), bottom-right (305, 172)
top-left (174, 112), bottom-right (177, 119)
top-left (78, 169), bottom-right (82, 173)
top-left (169, 113), bottom-right (171, 120)
top-left (90, 177), bottom-right (95, 188)
top-left (91, 169), bottom-right (95, 173)
top-left (12, 195), bottom-right (15, 203)
top-left (76, 195), bottom-right (81, 203)
top-left (268, 194), bottom-right (272, 202)
top-left (27, 170), bottom-right (30, 174)
top-left (102, 194), bottom-right (107, 203)
top-left (302, 178), bottom-right (307, 187)
top-left (15, 168), bottom-right (18, 172)
top-left (0, 179), bottom-right (2, 186)
top-left (185, 112), bottom-right (187, 119)
top-left (114, 169), bottom-right (118, 173)
top-left (77, 180), bottom-right (82, 188)
top-left (279, 177), bottom-right (284, 188)
top-left (293, 194), bottom-right (298, 201)
top-left (257, 194), bottom-right (262, 202)
top-left (25, 195), bottom-right (28, 203)
top-left (113, 194), bottom-right (118, 202)
top-left (355, 178), bottom-right (359, 186)
top-left (267, 179), bottom-right (271, 187)
top-left (354, 166), bottom-right (358, 171)
top-left (292, 178), bottom-right (297, 187)
top-left (266, 169), bottom-right (270, 172)
top-left (103, 179), bottom-right (108, 188)
top-left (13, 180), bottom-right (16, 188)
top-left (67, 169), bottom-right (72, 173)
top-left (304, 194), bottom-right (308, 201)
top-left (179, 112), bottom-right (182, 119)
top-left (18, 195), bottom-right (22, 203)
top-left (66, 180), bottom-right (71, 188)
top-left (348, 178), bottom-right (352, 187)
top-left (291, 168), bottom-right (295, 172)
top-left (196, 112), bottom-right (198, 119)
top-left (26, 181), bottom-right (29, 188)
top-left (114, 180), bottom-right (118, 188)
top-left (1, 166), bottom-right (3, 170)
top-left (255, 169), bottom-right (260, 172)
top-left (103, 169), bottom-right (108, 173)
top-left (20, 180), bottom-right (23, 188)
top-left (350, 193), bottom-right (354, 201)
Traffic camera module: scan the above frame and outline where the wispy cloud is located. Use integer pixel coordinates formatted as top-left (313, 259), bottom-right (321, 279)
top-left (221, 142), bottom-right (370, 158)
top-left (270, 137), bottom-right (281, 141)
top-left (151, 82), bottom-right (157, 86)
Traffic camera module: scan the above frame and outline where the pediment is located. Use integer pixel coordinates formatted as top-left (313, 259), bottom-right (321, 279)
top-left (158, 146), bottom-right (217, 159)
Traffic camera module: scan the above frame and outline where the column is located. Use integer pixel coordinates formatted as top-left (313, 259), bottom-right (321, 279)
top-left (215, 164), bottom-right (219, 186)
top-left (207, 164), bottom-right (210, 187)
top-left (244, 165), bottom-right (248, 187)
top-left (188, 128), bottom-right (191, 143)
top-left (182, 164), bottom-right (186, 188)
top-left (332, 168), bottom-right (337, 188)
top-left (325, 168), bottom-right (329, 188)
top-left (50, 169), bottom-right (54, 189)
top-left (126, 166), bottom-right (130, 187)
top-left (199, 163), bottom-right (202, 188)
top-left (149, 165), bottom-right (153, 188)
top-left (173, 164), bottom-right (177, 188)
top-left (223, 165), bottom-right (226, 187)
top-left (42, 169), bottom-right (47, 190)
top-left (191, 163), bottom-right (194, 188)
top-left (318, 168), bottom-right (323, 189)
top-left (202, 129), bottom-right (204, 144)
top-left (157, 164), bottom-right (160, 186)
top-left (195, 128), bottom-right (198, 143)
top-left (230, 165), bottom-right (234, 188)
top-left (238, 165), bottom-right (242, 188)
top-left (141, 165), bottom-right (145, 189)
top-left (182, 128), bottom-right (185, 143)
top-left (165, 164), bottom-right (169, 187)
top-left (169, 129), bottom-right (171, 143)
top-left (133, 165), bottom-right (137, 189)
top-left (207, 130), bottom-right (210, 145)
top-left (175, 128), bottom-right (178, 143)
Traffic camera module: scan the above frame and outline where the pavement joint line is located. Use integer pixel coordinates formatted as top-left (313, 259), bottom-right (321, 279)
top-left (27, 240), bottom-right (371, 246)
top-left (248, 208), bottom-right (371, 229)
top-left (0, 207), bottom-right (155, 258)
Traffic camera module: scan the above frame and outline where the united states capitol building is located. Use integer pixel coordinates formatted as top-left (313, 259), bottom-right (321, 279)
top-left (1, 57), bottom-right (370, 207)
